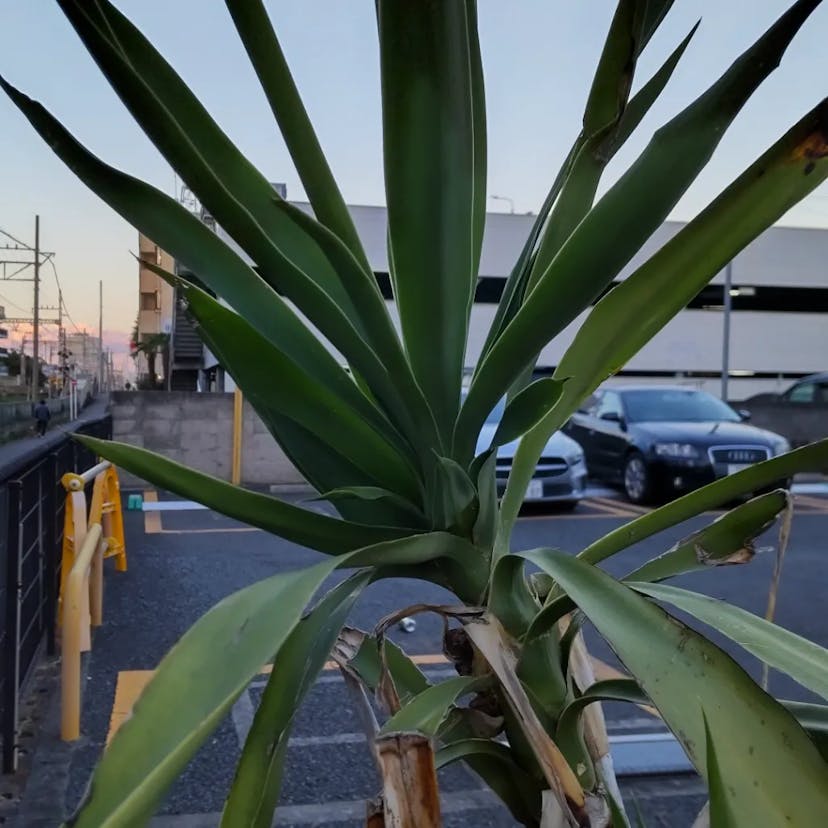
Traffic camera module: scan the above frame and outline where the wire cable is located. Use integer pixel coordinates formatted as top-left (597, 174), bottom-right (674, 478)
top-left (45, 259), bottom-right (81, 332)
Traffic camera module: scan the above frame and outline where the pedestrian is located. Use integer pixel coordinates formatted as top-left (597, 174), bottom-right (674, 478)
top-left (34, 398), bottom-right (51, 437)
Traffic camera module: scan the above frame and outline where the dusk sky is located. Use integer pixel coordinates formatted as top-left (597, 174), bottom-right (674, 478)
top-left (2, 0), bottom-right (827, 367)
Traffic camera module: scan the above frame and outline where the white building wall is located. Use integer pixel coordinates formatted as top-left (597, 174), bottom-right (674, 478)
top-left (213, 204), bottom-right (828, 400)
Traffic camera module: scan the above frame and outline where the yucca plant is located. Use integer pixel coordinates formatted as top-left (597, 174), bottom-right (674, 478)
top-left (4, 1), bottom-right (828, 825)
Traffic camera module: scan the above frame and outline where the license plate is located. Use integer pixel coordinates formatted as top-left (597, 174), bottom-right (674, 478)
top-left (727, 463), bottom-right (751, 475)
top-left (526, 479), bottom-right (544, 500)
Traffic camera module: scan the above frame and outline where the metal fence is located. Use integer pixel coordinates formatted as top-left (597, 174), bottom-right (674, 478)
top-left (0, 414), bottom-right (112, 772)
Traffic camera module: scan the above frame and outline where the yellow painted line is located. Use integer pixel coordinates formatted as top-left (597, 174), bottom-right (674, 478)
top-left (587, 496), bottom-right (644, 517)
top-left (159, 528), bottom-right (261, 535)
top-left (108, 655), bottom-right (451, 741)
top-left (794, 494), bottom-right (828, 512)
top-left (519, 510), bottom-right (629, 520)
top-left (591, 496), bottom-right (650, 516)
top-left (143, 490), bottom-right (162, 534)
top-left (107, 670), bottom-right (154, 745)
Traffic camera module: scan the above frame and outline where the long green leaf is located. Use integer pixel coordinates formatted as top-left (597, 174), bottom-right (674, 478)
top-left (139, 254), bottom-right (414, 521)
top-left (551, 98), bottom-right (828, 436)
top-left (521, 550), bottom-right (828, 825)
top-left (67, 534), bottom-right (471, 827)
top-left (457, 0), bottom-right (821, 462)
top-left (633, 582), bottom-right (828, 701)
top-left (610, 21), bottom-right (699, 153)
top-left (581, 440), bottom-right (828, 568)
top-left (55, 1), bottom-right (432, 455)
top-left (704, 713), bottom-right (738, 828)
top-left (381, 676), bottom-right (491, 737)
top-left (434, 739), bottom-right (542, 825)
top-left (556, 678), bottom-right (650, 789)
top-left (377, 0), bottom-right (484, 443)
top-left (221, 571), bottom-right (371, 828)
top-left (338, 630), bottom-right (430, 708)
top-left (490, 378), bottom-right (565, 449)
top-left (77, 435), bottom-right (410, 554)
top-left (0, 76), bottom-right (395, 441)
top-left (58, 0), bottom-right (354, 316)
top-left (476, 17), bottom-right (696, 390)
top-left (623, 490), bottom-right (788, 583)
top-left (224, 0), bottom-right (371, 273)
top-left (317, 487), bottom-right (428, 529)
top-left (183, 285), bottom-right (421, 501)
top-left (785, 702), bottom-right (828, 761)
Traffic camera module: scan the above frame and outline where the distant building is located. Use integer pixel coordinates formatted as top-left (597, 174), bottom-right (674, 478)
top-left (65, 330), bottom-right (100, 378)
top-left (136, 234), bottom-right (203, 390)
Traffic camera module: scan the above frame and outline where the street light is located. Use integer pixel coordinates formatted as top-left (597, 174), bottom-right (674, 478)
top-left (490, 194), bottom-right (515, 214)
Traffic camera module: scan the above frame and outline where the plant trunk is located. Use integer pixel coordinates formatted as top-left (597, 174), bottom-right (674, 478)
top-left (375, 732), bottom-right (442, 828)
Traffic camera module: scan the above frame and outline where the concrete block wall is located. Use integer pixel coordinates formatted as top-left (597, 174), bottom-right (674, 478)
top-left (111, 391), bottom-right (307, 489)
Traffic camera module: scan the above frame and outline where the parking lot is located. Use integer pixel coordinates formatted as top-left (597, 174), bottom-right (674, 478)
top-left (13, 482), bottom-right (828, 827)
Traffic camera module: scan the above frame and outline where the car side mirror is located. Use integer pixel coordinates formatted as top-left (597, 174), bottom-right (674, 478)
top-left (600, 411), bottom-right (624, 426)
top-left (738, 409), bottom-right (751, 422)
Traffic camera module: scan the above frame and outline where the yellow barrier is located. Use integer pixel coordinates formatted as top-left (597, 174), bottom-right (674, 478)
top-left (60, 462), bottom-right (126, 612)
top-left (62, 522), bottom-right (104, 741)
top-left (58, 460), bottom-right (127, 740)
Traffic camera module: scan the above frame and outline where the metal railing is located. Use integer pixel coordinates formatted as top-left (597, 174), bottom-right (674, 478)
top-left (0, 414), bottom-right (111, 772)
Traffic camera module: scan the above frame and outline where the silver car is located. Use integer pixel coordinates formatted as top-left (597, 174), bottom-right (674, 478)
top-left (473, 397), bottom-right (588, 509)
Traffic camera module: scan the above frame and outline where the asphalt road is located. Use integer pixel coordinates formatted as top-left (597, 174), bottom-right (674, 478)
top-left (17, 486), bottom-right (828, 827)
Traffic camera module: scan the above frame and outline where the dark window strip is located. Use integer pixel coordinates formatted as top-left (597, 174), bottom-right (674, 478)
top-left (375, 272), bottom-right (828, 313)
top-left (531, 367), bottom-right (818, 381)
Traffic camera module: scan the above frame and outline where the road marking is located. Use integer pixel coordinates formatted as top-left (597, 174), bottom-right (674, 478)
top-left (588, 496), bottom-right (648, 517)
top-left (143, 500), bottom-right (209, 511)
top-left (141, 491), bottom-right (260, 535)
top-left (107, 670), bottom-right (154, 744)
top-left (148, 789), bottom-right (503, 826)
top-left (793, 493), bottom-right (828, 512)
top-left (143, 490), bottom-right (162, 534)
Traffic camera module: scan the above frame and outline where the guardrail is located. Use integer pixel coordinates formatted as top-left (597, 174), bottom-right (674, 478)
top-left (59, 460), bottom-right (126, 741)
top-left (1, 412), bottom-right (111, 772)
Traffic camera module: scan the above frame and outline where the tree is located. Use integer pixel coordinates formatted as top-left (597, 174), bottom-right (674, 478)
top-left (130, 320), bottom-right (169, 390)
top-left (4, 1), bottom-right (828, 825)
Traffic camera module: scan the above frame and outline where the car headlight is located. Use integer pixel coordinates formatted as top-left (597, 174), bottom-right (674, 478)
top-left (654, 442), bottom-right (701, 459)
top-left (566, 450), bottom-right (584, 466)
top-left (772, 438), bottom-right (791, 456)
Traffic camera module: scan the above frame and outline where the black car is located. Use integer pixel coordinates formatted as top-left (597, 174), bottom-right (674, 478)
top-left (565, 386), bottom-right (790, 503)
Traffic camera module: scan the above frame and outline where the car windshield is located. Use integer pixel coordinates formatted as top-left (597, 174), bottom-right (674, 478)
top-left (484, 397), bottom-right (507, 425)
top-left (622, 389), bottom-right (740, 423)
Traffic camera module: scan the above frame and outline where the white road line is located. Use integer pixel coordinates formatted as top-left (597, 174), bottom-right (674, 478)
top-left (148, 788), bottom-right (502, 826)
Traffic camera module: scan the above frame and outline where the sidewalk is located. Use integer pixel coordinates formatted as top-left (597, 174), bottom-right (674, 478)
top-left (0, 395), bottom-right (110, 479)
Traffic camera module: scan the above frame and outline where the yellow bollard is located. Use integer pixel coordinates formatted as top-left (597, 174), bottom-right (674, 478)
top-left (61, 523), bottom-right (103, 741)
top-left (232, 387), bottom-right (243, 485)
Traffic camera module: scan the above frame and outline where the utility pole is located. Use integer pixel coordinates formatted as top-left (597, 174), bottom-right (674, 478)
top-left (98, 280), bottom-right (104, 392)
top-left (31, 215), bottom-right (40, 402)
top-left (721, 261), bottom-right (733, 401)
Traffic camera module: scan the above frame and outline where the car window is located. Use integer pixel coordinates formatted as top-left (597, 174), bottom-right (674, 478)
top-left (595, 391), bottom-right (623, 419)
top-left (786, 382), bottom-right (815, 403)
top-left (820, 384), bottom-right (828, 403)
top-left (622, 389), bottom-right (740, 422)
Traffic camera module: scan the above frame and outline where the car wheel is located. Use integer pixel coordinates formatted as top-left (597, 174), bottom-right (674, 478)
top-left (623, 452), bottom-right (651, 504)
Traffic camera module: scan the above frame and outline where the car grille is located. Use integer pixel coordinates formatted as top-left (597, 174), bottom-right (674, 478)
top-left (496, 455), bottom-right (568, 478)
top-left (708, 446), bottom-right (770, 465)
